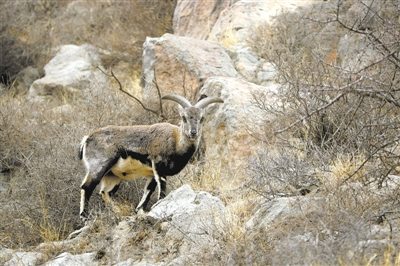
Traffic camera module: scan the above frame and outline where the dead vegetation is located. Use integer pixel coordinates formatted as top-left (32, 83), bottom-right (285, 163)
top-left (1, 0), bottom-right (400, 265)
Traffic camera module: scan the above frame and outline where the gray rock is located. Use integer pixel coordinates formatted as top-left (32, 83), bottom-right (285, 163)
top-left (0, 248), bottom-right (15, 265)
top-left (228, 46), bottom-right (278, 86)
top-left (337, 33), bottom-right (378, 71)
top-left (199, 76), bottom-right (278, 167)
top-left (45, 252), bottom-right (97, 266)
top-left (246, 197), bottom-right (322, 231)
top-left (210, 0), bottom-right (309, 46)
top-left (173, 0), bottom-right (231, 40)
top-left (148, 185), bottom-right (226, 254)
top-left (4, 251), bottom-right (44, 266)
top-left (28, 44), bottom-right (107, 102)
top-left (141, 33), bottom-right (238, 103)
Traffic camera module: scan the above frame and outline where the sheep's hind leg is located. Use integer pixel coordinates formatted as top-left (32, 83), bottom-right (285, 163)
top-left (99, 174), bottom-right (122, 214)
top-left (80, 173), bottom-right (99, 221)
top-left (79, 165), bottom-right (111, 221)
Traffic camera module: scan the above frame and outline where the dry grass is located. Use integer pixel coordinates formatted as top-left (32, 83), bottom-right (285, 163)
top-left (2, 0), bottom-right (400, 265)
top-left (0, 77), bottom-right (156, 248)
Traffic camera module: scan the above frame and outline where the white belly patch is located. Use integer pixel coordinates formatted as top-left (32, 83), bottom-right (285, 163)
top-left (111, 156), bottom-right (153, 180)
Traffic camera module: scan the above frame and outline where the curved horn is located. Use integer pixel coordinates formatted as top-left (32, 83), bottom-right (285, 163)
top-left (161, 94), bottom-right (192, 108)
top-left (195, 96), bottom-right (224, 109)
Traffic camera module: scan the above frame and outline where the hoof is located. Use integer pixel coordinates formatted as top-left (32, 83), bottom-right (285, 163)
top-left (67, 225), bottom-right (91, 240)
top-left (80, 213), bottom-right (89, 223)
top-left (136, 208), bottom-right (147, 219)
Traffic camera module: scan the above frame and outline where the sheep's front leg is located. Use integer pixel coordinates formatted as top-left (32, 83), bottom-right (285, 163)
top-left (135, 176), bottom-right (154, 214)
top-left (151, 160), bottom-right (162, 201)
top-left (135, 160), bottom-right (164, 215)
top-left (135, 176), bottom-right (167, 214)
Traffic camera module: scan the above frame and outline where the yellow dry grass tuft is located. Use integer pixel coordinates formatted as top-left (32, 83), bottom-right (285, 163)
top-left (331, 154), bottom-right (366, 182)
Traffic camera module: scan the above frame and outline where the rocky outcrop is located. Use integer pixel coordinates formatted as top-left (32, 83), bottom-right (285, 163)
top-left (148, 185), bottom-right (227, 257)
top-left (199, 76), bottom-right (277, 167)
top-left (228, 46), bottom-right (278, 86)
top-left (173, 0), bottom-right (230, 40)
top-left (173, 0), bottom-right (314, 46)
top-left (209, 0), bottom-right (305, 46)
top-left (141, 33), bottom-right (238, 102)
top-left (7, 185), bottom-right (226, 266)
top-left (245, 197), bottom-right (321, 231)
top-left (45, 252), bottom-right (97, 266)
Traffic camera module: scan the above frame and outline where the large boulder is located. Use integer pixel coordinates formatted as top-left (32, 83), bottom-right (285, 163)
top-left (106, 185), bottom-right (228, 265)
top-left (172, 0), bottom-right (314, 47)
top-left (45, 252), bottom-right (97, 266)
top-left (148, 185), bottom-right (227, 255)
top-left (209, 0), bottom-right (307, 46)
top-left (173, 0), bottom-right (230, 40)
top-left (245, 197), bottom-right (321, 231)
top-left (28, 44), bottom-right (107, 102)
top-left (199, 76), bottom-right (277, 167)
top-left (141, 33), bottom-right (238, 103)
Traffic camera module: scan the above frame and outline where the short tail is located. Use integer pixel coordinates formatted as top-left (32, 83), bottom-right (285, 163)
top-left (78, 136), bottom-right (88, 160)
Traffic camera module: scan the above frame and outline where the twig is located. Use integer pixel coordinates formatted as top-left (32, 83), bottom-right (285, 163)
top-left (274, 76), bottom-right (365, 134)
top-left (97, 66), bottom-right (166, 120)
top-left (152, 71), bottom-right (165, 119)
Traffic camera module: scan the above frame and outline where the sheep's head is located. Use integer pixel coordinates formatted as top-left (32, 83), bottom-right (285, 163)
top-left (161, 94), bottom-right (223, 141)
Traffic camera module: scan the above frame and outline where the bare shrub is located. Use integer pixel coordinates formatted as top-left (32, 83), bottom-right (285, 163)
top-left (247, 147), bottom-right (324, 198)
top-left (266, 181), bottom-right (400, 265)
top-left (245, 0), bottom-right (400, 264)
top-left (248, 0), bottom-right (400, 185)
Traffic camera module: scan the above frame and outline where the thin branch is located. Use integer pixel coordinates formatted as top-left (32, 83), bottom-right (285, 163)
top-left (274, 92), bottom-right (346, 135)
top-left (306, 1), bottom-right (400, 67)
top-left (332, 3), bottom-right (400, 67)
top-left (97, 66), bottom-right (166, 121)
top-left (341, 135), bottom-right (400, 184)
top-left (349, 89), bottom-right (400, 108)
top-left (152, 71), bottom-right (164, 119)
top-left (274, 76), bottom-right (365, 135)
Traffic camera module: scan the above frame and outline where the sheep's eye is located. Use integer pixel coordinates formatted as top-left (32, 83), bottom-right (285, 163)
top-left (182, 116), bottom-right (187, 123)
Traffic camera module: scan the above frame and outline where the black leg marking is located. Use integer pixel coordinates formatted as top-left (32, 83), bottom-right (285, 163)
top-left (80, 166), bottom-right (111, 219)
top-left (141, 178), bottom-right (157, 211)
top-left (135, 177), bottom-right (157, 212)
top-left (109, 183), bottom-right (120, 198)
top-left (80, 181), bottom-right (99, 219)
